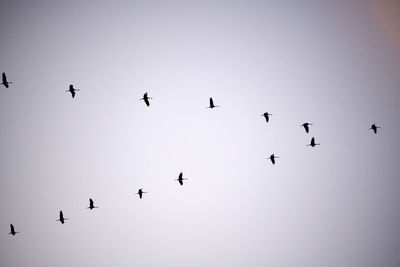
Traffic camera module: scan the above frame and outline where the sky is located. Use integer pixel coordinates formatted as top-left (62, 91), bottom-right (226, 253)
top-left (1, 0), bottom-right (400, 266)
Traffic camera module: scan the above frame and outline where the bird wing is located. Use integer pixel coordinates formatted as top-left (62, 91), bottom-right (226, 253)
top-left (144, 98), bottom-right (150, 106)
top-left (210, 98), bottom-right (214, 107)
top-left (60, 210), bottom-right (63, 219)
top-left (179, 172), bottom-right (183, 179)
top-left (10, 224), bottom-right (14, 232)
top-left (179, 179), bottom-right (183, 185)
top-left (2, 72), bottom-right (6, 83)
top-left (90, 198), bottom-right (94, 207)
top-left (304, 124), bottom-right (309, 133)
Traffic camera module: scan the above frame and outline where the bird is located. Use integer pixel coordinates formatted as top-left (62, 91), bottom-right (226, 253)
top-left (9, 224), bottom-right (19, 236)
top-left (307, 137), bottom-right (320, 147)
top-left (269, 154), bottom-right (279, 164)
top-left (140, 92), bottom-right (152, 107)
top-left (66, 84), bottom-right (80, 98)
top-left (175, 172), bottom-right (188, 186)
top-left (370, 124), bottom-right (380, 134)
top-left (207, 97), bottom-right (219, 108)
top-left (136, 188), bottom-right (147, 199)
top-left (56, 210), bottom-right (68, 224)
top-left (301, 122), bottom-right (313, 133)
top-left (262, 112), bottom-right (272, 122)
top-left (1, 72), bottom-right (13, 88)
top-left (87, 198), bottom-right (98, 210)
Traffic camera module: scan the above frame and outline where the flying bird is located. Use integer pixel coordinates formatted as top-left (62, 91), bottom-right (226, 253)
top-left (262, 112), bottom-right (272, 122)
top-left (301, 123), bottom-right (313, 133)
top-left (9, 224), bottom-right (19, 236)
top-left (66, 84), bottom-right (80, 98)
top-left (370, 124), bottom-right (380, 134)
top-left (87, 198), bottom-right (98, 210)
top-left (269, 154), bottom-right (279, 165)
top-left (56, 210), bottom-right (68, 224)
top-left (207, 97), bottom-right (219, 108)
top-left (175, 172), bottom-right (188, 186)
top-left (136, 188), bottom-right (147, 199)
top-left (1, 72), bottom-right (13, 88)
top-left (307, 137), bottom-right (320, 147)
top-left (140, 92), bottom-right (152, 107)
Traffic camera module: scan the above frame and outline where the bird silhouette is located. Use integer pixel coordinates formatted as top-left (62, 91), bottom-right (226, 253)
top-left (207, 97), bottom-right (219, 108)
top-left (1, 72), bottom-right (13, 88)
top-left (9, 224), bottom-right (19, 236)
top-left (136, 188), bottom-right (147, 199)
top-left (301, 123), bottom-right (313, 133)
top-left (87, 198), bottom-right (98, 210)
top-left (307, 137), bottom-right (320, 147)
top-left (140, 92), bottom-right (152, 107)
top-left (269, 154), bottom-right (279, 164)
top-left (370, 124), bottom-right (380, 134)
top-left (56, 210), bottom-right (68, 224)
top-left (262, 112), bottom-right (272, 122)
top-left (175, 172), bottom-right (188, 186)
top-left (66, 84), bottom-right (80, 98)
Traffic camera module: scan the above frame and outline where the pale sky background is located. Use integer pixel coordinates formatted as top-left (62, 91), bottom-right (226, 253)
top-left (1, 1), bottom-right (400, 266)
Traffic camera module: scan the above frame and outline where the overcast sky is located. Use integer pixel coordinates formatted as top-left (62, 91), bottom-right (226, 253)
top-left (1, 1), bottom-right (400, 266)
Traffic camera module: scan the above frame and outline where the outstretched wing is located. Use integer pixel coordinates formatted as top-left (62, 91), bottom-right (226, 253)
top-left (144, 98), bottom-right (150, 106)
top-left (2, 72), bottom-right (6, 84)
top-left (304, 124), bottom-right (309, 133)
top-left (210, 98), bottom-right (214, 107)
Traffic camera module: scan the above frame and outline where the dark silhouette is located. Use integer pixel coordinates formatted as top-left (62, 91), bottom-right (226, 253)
top-left (66, 84), bottom-right (80, 98)
top-left (9, 224), bottom-right (19, 236)
top-left (370, 124), bottom-right (380, 134)
top-left (56, 210), bottom-right (68, 224)
top-left (136, 188), bottom-right (147, 199)
top-left (301, 123), bottom-right (313, 133)
top-left (175, 172), bottom-right (188, 185)
top-left (269, 154), bottom-right (279, 164)
top-left (1, 72), bottom-right (13, 88)
top-left (307, 137), bottom-right (320, 147)
top-left (207, 97), bottom-right (219, 108)
top-left (140, 92), bottom-right (152, 107)
top-left (262, 112), bottom-right (272, 122)
top-left (87, 198), bottom-right (98, 210)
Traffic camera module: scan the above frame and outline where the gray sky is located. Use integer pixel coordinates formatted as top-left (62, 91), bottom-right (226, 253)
top-left (1, 1), bottom-right (400, 266)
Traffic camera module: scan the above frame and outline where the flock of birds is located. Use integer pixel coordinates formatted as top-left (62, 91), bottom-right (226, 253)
top-left (1, 71), bottom-right (381, 236)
